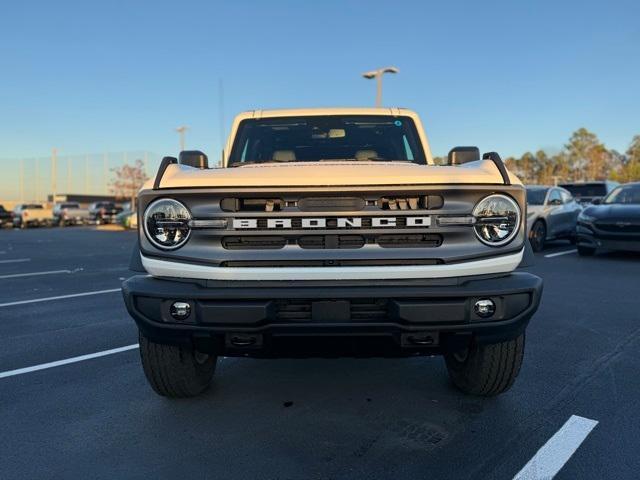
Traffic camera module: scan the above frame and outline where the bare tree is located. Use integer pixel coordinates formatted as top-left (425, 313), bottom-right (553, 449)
top-left (110, 159), bottom-right (149, 210)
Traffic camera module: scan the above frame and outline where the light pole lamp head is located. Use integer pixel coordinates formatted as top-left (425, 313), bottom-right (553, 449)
top-left (362, 66), bottom-right (399, 79)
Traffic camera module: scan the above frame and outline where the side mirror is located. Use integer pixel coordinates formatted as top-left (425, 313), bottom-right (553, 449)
top-left (591, 197), bottom-right (602, 205)
top-left (179, 150), bottom-right (209, 169)
top-left (548, 198), bottom-right (562, 206)
top-left (447, 146), bottom-right (480, 165)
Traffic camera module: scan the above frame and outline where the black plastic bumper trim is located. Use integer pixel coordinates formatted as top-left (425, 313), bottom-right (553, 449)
top-left (122, 272), bottom-right (543, 355)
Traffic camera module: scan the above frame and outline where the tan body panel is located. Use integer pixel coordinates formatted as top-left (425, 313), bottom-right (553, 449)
top-left (150, 159), bottom-right (521, 190)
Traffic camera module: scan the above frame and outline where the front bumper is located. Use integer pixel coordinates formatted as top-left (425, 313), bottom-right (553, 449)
top-left (577, 224), bottom-right (640, 252)
top-left (122, 272), bottom-right (543, 358)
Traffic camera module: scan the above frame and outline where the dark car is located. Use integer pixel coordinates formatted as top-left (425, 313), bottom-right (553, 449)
top-left (0, 205), bottom-right (13, 227)
top-left (560, 181), bottom-right (619, 205)
top-left (576, 182), bottom-right (640, 255)
top-left (88, 202), bottom-right (123, 225)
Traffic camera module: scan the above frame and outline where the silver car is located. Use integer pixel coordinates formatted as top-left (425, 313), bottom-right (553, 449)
top-left (526, 186), bottom-right (582, 251)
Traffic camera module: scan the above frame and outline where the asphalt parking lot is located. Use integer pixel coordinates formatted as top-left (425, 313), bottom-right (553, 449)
top-left (1, 227), bottom-right (640, 479)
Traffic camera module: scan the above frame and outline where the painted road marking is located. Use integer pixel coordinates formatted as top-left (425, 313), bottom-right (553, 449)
top-left (544, 249), bottom-right (577, 258)
top-left (0, 344), bottom-right (139, 379)
top-left (513, 415), bottom-right (598, 479)
top-left (0, 258), bottom-right (31, 264)
top-left (0, 288), bottom-right (121, 308)
top-left (0, 269), bottom-right (72, 280)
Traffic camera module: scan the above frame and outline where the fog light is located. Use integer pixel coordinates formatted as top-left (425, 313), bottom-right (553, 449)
top-left (170, 301), bottom-right (191, 320)
top-left (474, 299), bottom-right (496, 318)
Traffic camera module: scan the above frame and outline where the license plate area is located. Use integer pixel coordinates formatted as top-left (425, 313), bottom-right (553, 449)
top-left (311, 300), bottom-right (350, 322)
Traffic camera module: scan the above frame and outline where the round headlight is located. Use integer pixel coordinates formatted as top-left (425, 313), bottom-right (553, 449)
top-left (472, 194), bottom-right (520, 246)
top-left (143, 199), bottom-right (192, 250)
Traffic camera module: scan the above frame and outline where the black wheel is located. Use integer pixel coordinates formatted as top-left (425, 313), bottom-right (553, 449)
top-left (138, 331), bottom-right (217, 398)
top-left (529, 220), bottom-right (546, 252)
top-left (445, 334), bottom-right (525, 396)
top-left (577, 245), bottom-right (595, 256)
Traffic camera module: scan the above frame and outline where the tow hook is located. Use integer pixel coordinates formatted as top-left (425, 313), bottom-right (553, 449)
top-left (227, 334), bottom-right (262, 348)
top-left (402, 332), bottom-right (439, 347)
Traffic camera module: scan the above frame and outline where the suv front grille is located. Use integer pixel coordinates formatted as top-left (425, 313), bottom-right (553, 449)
top-left (595, 221), bottom-right (640, 233)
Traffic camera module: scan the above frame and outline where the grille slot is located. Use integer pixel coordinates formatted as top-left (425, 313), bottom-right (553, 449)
top-left (377, 234), bottom-right (443, 248)
top-left (298, 235), bottom-right (365, 249)
top-left (222, 236), bottom-right (287, 249)
top-left (220, 198), bottom-right (285, 212)
top-left (379, 195), bottom-right (443, 210)
top-left (298, 197), bottom-right (366, 211)
top-left (274, 299), bottom-right (389, 322)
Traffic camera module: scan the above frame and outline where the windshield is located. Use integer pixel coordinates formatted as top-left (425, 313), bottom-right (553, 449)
top-left (604, 184), bottom-right (640, 205)
top-left (560, 183), bottom-right (607, 199)
top-left (228, 115), bottom-right (426, 165)
top-left (526, 188), bottom-right (548, 205)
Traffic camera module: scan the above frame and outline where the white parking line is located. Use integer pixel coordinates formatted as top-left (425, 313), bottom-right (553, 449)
top-left (0, 269), bottom-right (72, 280)
top-left (544, 249), bottom-right (578, 258)
top-left (0, 288), bottom-right (121, 308)
top-left (513, 415), bottom-right (598, 479)
top-left (0, 344), bottom-right (139, 379)
top-left (0, 258), bottom-right (31, 264)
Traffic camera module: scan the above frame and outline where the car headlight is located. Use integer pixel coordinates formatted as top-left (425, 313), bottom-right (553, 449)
top-left (143, 198), bottom-right (192, 250)
top-left (473, 194), bottom-right (521, 246)
top-left (578, 213), bottom-right (596, 223)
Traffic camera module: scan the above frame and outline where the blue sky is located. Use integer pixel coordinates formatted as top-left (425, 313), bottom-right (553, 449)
top-left (0, 0), bottom-right (639, 199)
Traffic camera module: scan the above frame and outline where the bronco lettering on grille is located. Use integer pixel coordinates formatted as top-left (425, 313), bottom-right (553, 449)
top-left (231, 217), bottom-right (431, 229)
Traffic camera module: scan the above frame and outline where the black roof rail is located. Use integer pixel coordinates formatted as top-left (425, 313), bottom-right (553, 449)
top-left (153, 156), bottom-right (178, 189)
top-left (482, 152), bottom-right (511, 185)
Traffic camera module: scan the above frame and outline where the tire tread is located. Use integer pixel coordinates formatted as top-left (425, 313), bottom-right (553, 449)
top-left (445, 334), bottom-right (525, 396)
top-left (138, 332), bottom-right (216, 398)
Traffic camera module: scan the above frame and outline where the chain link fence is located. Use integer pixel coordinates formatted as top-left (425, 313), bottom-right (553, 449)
top-left (0, 151), bottom-right (161, 207)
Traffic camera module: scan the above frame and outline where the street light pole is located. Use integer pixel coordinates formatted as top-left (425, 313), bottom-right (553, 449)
top-left (20, 159), bottom-right (25, 203)
top-left (176, 126), bottom-right (189, 152)
top-left (51, 148), bottom-right (57, 205)
top-left (361, 66), bottom-right (399, 107)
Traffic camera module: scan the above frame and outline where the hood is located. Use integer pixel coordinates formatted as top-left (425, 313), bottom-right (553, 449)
top-left (585, 204), bottom-right (640, 220)
top-left (148, 160), bottom-right (521, 190)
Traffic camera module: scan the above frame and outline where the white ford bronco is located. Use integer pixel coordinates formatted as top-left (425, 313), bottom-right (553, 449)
top-left (122, 108), bottom-right (542, 398)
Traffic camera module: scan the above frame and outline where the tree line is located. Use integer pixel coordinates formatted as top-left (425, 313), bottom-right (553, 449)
top-left (435, 129), bottom-right (640, 185)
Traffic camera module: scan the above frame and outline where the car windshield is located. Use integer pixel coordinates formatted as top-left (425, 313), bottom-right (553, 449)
top-left (526, 188), bottom-right (548, 205)
top-left (560, 183), bottom-right (607, 199)
top-left (604, 184), bottom-right (640, 204)
top-left (228, 115), bottom-right (427, 165)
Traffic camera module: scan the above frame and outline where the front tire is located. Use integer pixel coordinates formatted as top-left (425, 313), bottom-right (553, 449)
top-left (138, 332), bottom-right (217, 398)
top-left (445, 334), bottom-right (525, 396)
top-left (529, 220), bottom-right (546, 252)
